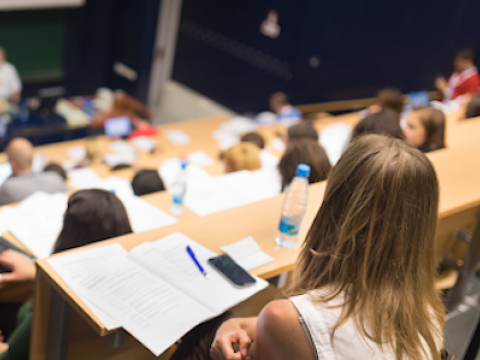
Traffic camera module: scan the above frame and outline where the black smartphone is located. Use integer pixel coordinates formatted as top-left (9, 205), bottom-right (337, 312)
top-left (208, 255), bottom-right (256, 288)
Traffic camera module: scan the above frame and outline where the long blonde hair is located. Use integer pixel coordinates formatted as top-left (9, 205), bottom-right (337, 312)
top-left (289, 134), bottom-right (445, 360)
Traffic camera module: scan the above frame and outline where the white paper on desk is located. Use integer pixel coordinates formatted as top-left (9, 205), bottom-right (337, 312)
top-left (120, 196), bottom-right (177, 233)
top-left (49, 243), bottom-right (214, 356)
top-left (67, 146), bottom-right (87, 161)
top-left (9, 192), bottom-right (68, 258)
top-left (220, 237), bottom-right (274, 271)
top-left (103, 152), bottom-right (136, 166)
top-left (259, 150), bottom-right (279, 170)
top-left (128, 232), bottom-right (269, 314)
top-left (319, 122), bottom-right (352, 166)
top-left (220, 117), bottom-right (258, 135)
top-left (109, 140), bottom-right (133, 154)
top-left (32, 153), bottom-right (46, 173)
top-left (131, 136), bottom-right (156, 151)
top-left (97, 177), bottom-right (135, 199)
top-left (68, 168), bottom-right (103, 189)
top-left (165, 130), bottom-right (191, 145)
top-left (270, 138), bottom-right (286, 151)
top-left (0, 206), bottom-right (13, 234)
top-left (0, 162), bottom-right (12, 187)
top-left (187, 151), bottom-right (214, 167)
top-left (212, 130), bottom-right (240, 150)
top-left (159, 160), bottom-right (214, 192)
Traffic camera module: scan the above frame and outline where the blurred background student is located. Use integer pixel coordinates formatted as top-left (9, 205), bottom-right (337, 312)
top-left (366, 88), bottom-right (404, 115)
top-left (436, 48), bottom-right (480, 102)
top-left (131, 169), bottom-right (165, 196)
top-left (285, 122), bottom-right (318, 146)
top-left (403, 107), bottom-right (446, 153)
top-left (269, 92), bottom-right (302, 123)
top-left (223, 142), bottom-right (261, 173)
top-left (0, 138), bottom-right (68, 205)
top-left (240, 132), bottom-right (265, 149)
top-left (0, 47), bottom-right (21, 104)
top-left (278, 139), bottom-right (331, 190)
top-left (465, 93), bottom-right (480, 119)
top-left (0, 189), bottom-right (133, 360)
top-left (351, 108), bottom-right (404, 141)
top-left (43, 163), bottom-right (67, 181)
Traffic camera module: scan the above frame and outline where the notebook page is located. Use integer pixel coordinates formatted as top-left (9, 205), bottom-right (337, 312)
top-left (128, 232), bottom-right (269, 315)
top-left (48, 243), bottom-right (214, 356)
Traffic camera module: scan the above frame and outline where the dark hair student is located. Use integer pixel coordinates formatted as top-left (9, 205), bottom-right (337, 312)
top-left (351, 108), bottom-right (404, 140)
top-left (132, 170), bottom-right (165, 196)
top-left (240, 132), bottom-right (265, 149)
top-left (53, 189), bottom-right (132, 253)
top-left (278, 139), bottom-right (331, 189)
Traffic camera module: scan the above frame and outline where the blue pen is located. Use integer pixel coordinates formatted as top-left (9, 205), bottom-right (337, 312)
top-left (186, 245), bottom-right (208, 278)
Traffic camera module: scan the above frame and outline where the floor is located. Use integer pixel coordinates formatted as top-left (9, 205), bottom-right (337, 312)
top-left (153, 80), bottom-right (237, 125)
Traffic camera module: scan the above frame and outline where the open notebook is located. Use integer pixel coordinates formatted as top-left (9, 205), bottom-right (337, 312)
top-left (48, 232), bottom-right (269, 356)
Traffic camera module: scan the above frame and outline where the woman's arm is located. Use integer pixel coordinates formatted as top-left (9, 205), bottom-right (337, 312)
top-left (211, 300), bottom-right (315, 360)
top-left (0, 250), bottom-right (36, 283)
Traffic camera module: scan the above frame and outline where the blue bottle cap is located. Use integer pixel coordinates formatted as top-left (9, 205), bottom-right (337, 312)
top-left (181, 159), bottom-right (188, 169)
top-left (296, 164), bottom-right (311, 178)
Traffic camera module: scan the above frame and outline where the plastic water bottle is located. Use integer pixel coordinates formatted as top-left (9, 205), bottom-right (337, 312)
top-left (275, 164), bottom-right (310, 248)
top-left (170, 160), bottom-right (188, 216)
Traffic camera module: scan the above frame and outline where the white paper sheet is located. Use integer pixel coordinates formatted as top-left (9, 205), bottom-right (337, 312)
top-left (0, 162), bottom-right (12, 187)
top-left (159, 160), bottom-right (214, 192)
top-left (220, 237), bottom-right (274, 271)
top-left (165, 130), bottom-right (191, 145)
top-left (259, 150), bottom-right (279, 170)
top-left (128, 233), bottom-right (269, 314)
top-left (68, 168), bottom-right (103, 189)
top-left (109, 140), bottom-right (133, 154)
top-left (319, 122), bottom-right (352, 166)
top-left (0, 206), bottom-right (14, 235)
top-left (48, 243), bottom-right (214, 356)
top-left (8, 192), bottom-right (68, 258)
top-left (219, 117), bottom-right (258, 135)
top-left (120, 196), bottom-right (177, 233)
top-left (131, 136), bottom-right (157, 151)
top-left (67, 146), bottom-right (87, 161)
top-left (187, 151), bottom-right (214, 167)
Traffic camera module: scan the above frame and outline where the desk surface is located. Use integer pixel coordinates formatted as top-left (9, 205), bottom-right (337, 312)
top-left (1, 107), bottom-right (479, 359)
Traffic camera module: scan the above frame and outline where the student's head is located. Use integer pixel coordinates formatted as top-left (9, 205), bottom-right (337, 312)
top-left (53, 189), bottom-right (132, 254)
top-left (466, 94), bottom-right (480, 119)
top-left (286, 122), bottom-right (318, 145)
top-left (454, 48), bottom-right (475, 72)
top-left (290, 134), bottom-right (444, 360)
top-left (44, 163), bottom-right (67, 181)
top-left (269, 91), bottom-right (290, 113)
top-left (278, 139), bottom-right (331, 189)
top-left (240, 132), bottom-right (265, 149)
top-left (351, 109), bottom-right (403, 140)
top-left (376, 88), bottom-right (403, 114)
top-left (224, 142), bottom-right (261, 173)
top-left (404, 107), bottom-right (445, 151)
top-left (6, 138), bottom-right (33, 176)
top-left (0, 47), bottom-right (5, 64)
top-left (132, 169), bottom-right (165, 196)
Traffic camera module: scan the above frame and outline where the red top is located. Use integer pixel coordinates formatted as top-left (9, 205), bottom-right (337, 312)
top-left (128, 127), bottom-right (158, 139)
top-left (447, 67), bottom-right (480, 100)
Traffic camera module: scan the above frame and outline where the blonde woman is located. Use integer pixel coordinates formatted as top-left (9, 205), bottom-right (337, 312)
top-left (224, 142), bottom-right (261, 173)
top-left (210, 134), bottom-right (445, 360)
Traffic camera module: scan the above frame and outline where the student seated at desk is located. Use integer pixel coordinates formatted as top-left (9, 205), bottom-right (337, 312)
top-left (43, 163), bottom-right (67, 181)
top-left (465, 93), bottom-right (480, 119)
top-left (269, 92), bottom-right (302, 123)
top-left (171, 134), bottom-right (445, 360)
top-left (365, 88), bottom-right (404, 116)
top-left (240, 132), bottom-right (265, 149)
top-left (132, 169), bottom-right (165, 196)
top-left (224, 142), bottom-right (262, 173)
top-left (403, 107), bottom-right (445, 153)
top-left (278, 139), bottom-right (331, 190)
top-left (0, 189), bottom-right (132, 360)
top-left (351, 108), bottom-right (404, 141)
top-left (0, 138), bottom-right (69, 206)
top-left (285, 122), bottom-right (318, 146)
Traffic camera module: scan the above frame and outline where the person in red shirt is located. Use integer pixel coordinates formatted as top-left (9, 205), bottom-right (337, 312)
top-left (436, 48), bottom-right (480, 101)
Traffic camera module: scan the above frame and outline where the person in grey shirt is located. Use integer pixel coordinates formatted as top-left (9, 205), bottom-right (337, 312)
top-left (0, 138), bottom-right (69, 205)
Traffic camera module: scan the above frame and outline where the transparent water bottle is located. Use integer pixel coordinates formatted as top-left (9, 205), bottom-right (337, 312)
top-left (275, 164), bottom-right (310, 248)
top-left (170, 160), bottom-right (188, 216)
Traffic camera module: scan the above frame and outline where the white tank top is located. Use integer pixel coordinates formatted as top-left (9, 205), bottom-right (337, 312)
top-left (290, 292), bottom-right (397, 360)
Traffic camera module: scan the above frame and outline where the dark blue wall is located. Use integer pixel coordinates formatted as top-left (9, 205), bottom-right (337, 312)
top-left (172, 0), bottom-right (480, 114)
top-left (35, 0), bottom-right (160, 102)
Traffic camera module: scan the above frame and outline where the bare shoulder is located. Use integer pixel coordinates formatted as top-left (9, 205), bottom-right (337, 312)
top-left (252, 300), bottom-right (315, 360)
